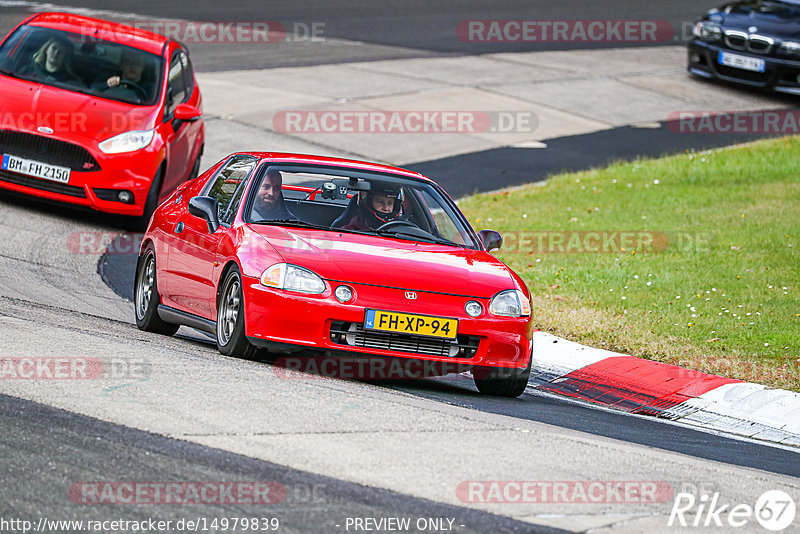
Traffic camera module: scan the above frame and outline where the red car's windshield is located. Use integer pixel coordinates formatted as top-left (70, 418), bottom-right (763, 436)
top-left (0, 24), bottom-right (163, 106)
top-left (238, 166), bottom-right (480, 249)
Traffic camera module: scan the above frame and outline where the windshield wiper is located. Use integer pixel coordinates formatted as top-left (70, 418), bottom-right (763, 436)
top-left (375, 227), bottom-right (460, 246)
top-left (249, 219), bottom-right (331, 231)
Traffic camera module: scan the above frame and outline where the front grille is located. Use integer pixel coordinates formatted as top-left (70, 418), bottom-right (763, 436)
top-left (0, 130), bottom-right (100, 172)
top-left (749, 36), bottom-right (773, 54)
top-left (330, 321), bottom-right (480, 359)
top-left (725, 32), bottom-right (747, 50)
top-left (0, 169), bottom-right (86, 198)
top-left (723, 31), bottom-right (773, 54)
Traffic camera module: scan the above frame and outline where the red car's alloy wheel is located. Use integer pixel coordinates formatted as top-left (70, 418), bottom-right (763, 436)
top-left (134, 246), bottom-right (179, 335)
top-left (216, 268), bottom-right (258, 359)
top-left (218, 277), bottom-right (241, 346)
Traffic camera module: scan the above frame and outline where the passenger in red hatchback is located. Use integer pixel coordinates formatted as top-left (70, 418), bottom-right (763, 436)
top-left (27, 35), bottom-right (82, 86)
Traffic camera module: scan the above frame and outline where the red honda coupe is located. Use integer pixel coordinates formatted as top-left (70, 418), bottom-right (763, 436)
top-left (0, 13), bottom-right (204, 227)
top-left (135, 153), bottom-right (533, 397)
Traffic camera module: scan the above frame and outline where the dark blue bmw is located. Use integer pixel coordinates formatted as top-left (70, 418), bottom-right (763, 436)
top-left (688, 0), bottom-right (800, 94)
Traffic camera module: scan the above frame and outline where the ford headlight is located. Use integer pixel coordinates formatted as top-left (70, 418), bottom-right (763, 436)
top-left (260, 263), bottom-right (326, 294)
top-left (489, 289), bottom-right (531, 317)
top-left (692, 21), bottom-right (722, 42)
top-left (98, 129), bottom-right (155, 154)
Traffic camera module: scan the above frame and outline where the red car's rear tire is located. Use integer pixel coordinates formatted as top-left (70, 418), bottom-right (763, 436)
top-left (134, 244), bottom-right (180, 336)
top-left (216, 267), bottom-right (259, 359)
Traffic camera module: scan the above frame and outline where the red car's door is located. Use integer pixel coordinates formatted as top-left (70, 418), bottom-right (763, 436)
top-left (161, 49), bottom-right (203, 195)
top-left (166, 155), bottom-right (257, 319)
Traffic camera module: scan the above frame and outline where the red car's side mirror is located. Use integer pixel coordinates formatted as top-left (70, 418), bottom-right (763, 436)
top-left (174, 103), bottom-right (203, 122)
top-left (478, 229), bottom-right (503, 251)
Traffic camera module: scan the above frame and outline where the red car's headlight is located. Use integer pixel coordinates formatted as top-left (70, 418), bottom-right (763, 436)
top-left (489, 289), bottom-right (531, 317)
top-left (260, 263), bottom-right (326, 294)
top-left (98, 129), bottom-right (155, 154)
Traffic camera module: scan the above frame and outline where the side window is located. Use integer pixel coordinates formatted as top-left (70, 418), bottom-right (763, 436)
top-left (220, 176), bottom-right (249, 225)
top-left (181, 52), bottom-right (195, 99)
top-left (166, 51), bottom-right (187, 116)
top-left (205, 156), bottom-right (257, 223)
top-left (418, 190), bottom-right (468, 244)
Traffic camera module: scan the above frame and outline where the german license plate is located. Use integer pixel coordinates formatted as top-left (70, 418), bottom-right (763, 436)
top-left (2, 153), bottom-right (71, 183)
top-left (718, 51), bottom-right (765, 73)
top-left (364, 309), bottom-right (457, 339)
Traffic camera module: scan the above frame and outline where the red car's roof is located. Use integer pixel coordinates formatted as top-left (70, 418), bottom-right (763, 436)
top-left (27, 12), bottom-right (169, 55)
top-left (236, 152), bottom-right (432, 183)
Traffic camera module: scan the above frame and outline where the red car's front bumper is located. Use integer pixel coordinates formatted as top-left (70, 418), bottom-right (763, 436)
top-left (241, 275), bottom-right (533, 370)
top-left (0, 134), bottom-right (162, 216)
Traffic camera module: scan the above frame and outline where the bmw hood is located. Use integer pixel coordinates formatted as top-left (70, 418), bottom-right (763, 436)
top-left (247, 224), bottom-right (518, 298)
top-left (708, 1), bottom-right (800, 37)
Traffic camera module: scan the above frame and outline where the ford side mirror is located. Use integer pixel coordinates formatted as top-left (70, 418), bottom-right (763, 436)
top-left (174, 103), bottom-right (202, 122)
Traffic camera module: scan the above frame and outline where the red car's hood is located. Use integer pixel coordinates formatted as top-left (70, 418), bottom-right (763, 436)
top-left (0, 76), bottom-right (158, 143)
top-left (248, 225), bottom-right (515, 298)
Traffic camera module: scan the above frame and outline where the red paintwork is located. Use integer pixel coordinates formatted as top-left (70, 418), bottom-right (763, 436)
top-left (143, 153), bottom-right (534, 370)
top-left (0, 13), bottom-right (204, 215)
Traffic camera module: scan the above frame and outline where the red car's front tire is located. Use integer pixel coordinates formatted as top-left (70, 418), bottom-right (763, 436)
top-left (216, 267), bottom-right (259, 359)
top-left (472, 349), bottom-right (531, 398)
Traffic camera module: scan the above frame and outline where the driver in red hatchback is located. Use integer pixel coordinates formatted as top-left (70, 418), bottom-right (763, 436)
top-left (341, 185), bottom-right (403, 231)
top-left (96, 49), bottom-right (148, 102)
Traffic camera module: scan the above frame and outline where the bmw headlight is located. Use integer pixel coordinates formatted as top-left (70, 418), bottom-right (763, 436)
top-left (489, 289), bottom-right (531, 317)
top-left (780, 41), bottom-right (800, 56)
top-left (260, 263), bottom-right (326, 294)
top-left (692, 21), bottom-right (722, 42)
top-left (98, 129), bottom-right (155, 154)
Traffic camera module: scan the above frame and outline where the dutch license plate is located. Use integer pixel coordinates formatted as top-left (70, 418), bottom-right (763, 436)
top-left (364, 309), bottom-right (458, 339)
top-left (1, 153), bottom-right (71, 183)
top-left (718, 51), bottom-right (765, 73)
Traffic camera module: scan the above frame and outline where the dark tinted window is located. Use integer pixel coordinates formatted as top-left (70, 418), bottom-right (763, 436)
top-left (166, 51), bottom-right (188, 116)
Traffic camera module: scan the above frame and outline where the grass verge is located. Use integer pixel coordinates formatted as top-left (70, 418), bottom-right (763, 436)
top-left (459, 136), bottom-right (800, 391)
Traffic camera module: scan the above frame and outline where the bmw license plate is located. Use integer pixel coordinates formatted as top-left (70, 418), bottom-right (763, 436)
top-left (718, 51), bottom-right (765, 73)
top-left (2, 153), bottom-right (71, 183)
top-left (365, 309), bottom-right (458, 339)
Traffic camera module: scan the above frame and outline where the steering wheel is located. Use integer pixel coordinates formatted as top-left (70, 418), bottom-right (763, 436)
top-left (118, 80), bottom-right (147, 101)
top-left (375, 219), bottom-right (419, 232)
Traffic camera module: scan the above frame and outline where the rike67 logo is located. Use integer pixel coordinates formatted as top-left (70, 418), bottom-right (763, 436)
top-left (669, 490), bottom-right (796, 531)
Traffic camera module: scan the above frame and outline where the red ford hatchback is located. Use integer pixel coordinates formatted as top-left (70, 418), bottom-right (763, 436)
top-left (0, 13), bottom-right (204, 226)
